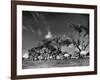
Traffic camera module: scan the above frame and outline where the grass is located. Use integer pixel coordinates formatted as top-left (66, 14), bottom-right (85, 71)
top-left (22, 57), bottom-right (89, 69)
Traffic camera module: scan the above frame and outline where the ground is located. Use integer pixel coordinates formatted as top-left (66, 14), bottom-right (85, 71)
top-left (22, 57), bottom-right (89, 69)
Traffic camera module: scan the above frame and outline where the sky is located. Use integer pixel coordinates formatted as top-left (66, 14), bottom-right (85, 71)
top-left (22, 11), bottom-right (89, 55)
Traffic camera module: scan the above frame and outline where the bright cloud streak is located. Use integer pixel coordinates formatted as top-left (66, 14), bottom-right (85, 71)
top-left (45, 30), bottom-right (53, 39)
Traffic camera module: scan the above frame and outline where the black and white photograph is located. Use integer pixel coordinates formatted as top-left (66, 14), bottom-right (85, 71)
top-left (22, 11), bottom-right (90, 69)
top-left (11, 1), bottom-right (97, 79)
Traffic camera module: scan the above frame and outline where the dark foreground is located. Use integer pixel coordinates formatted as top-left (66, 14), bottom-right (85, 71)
top-left (22, 57), bottom-right (89, 69)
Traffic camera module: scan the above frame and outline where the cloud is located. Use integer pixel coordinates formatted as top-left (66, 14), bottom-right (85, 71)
top-left (22, 25), bottom-right (28, 31)
top-left (45, 30), bottom-right (53, 39)
top-left (30, 12), bottom-right (38, 23)
top-left (47, 26), bottom-right (50, 30)
top-left (31, 29), bottom-right (35, 33)
top-left (38, 29), bottom-right (42, 36)
top-left (35, 12), bottom-right (40, 17)
top-left (29, 26), bottom-right (35, 33)
top-left (26, 24), bottom-right (35, 33)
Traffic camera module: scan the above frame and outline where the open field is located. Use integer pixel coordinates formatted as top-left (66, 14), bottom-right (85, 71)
top-left (22, 57), bottom-right (89, 69)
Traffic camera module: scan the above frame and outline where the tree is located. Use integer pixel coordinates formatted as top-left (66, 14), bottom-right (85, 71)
top-left (69, 23), bottom-right (89, 58)
top-left (69, 23), bottom-right (89, 38)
